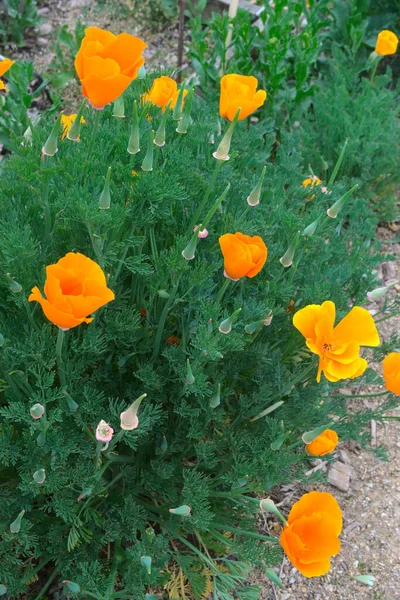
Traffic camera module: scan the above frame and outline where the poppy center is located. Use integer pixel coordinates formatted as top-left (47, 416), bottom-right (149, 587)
top-left (322, 342), bottom-right (333, 352)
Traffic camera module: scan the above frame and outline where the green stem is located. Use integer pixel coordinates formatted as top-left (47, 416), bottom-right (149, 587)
top-left (23, 297), bottom-right (39, 332)
top-left (375, 312), bottom-right (399, 323)
top-left (32, 567), bottom-right (59, 600)
top-left (22, 557), bottom-right (52, 585)
top-left (113, 223), bottom-right (136, 284)
top-left (211, 523), bottom-right (276, 542)
top-left (330, 390), bottom-right (389, 398)
top-left (152, 275), bottom-right (182, 360)
top-left (188, 160), bottom-right (223, 234)
top-left (82, 109), bottom-right (101, 182)
top-left (42, 177), bottom-right (51, 250)
top-left (216, 277), bottom-right (231, 304)
top-left (371, 56), bottom-right (381, 84)
top-left (55, 328), bottom-right (66, 388)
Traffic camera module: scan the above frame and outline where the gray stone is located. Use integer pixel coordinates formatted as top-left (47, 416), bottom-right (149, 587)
top-left (328, 462), bottom-right (351, 491)
top-left (38, 23), bottom-right (53, 36)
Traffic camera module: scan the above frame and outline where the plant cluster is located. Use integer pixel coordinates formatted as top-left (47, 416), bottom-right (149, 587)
top-left (0, 0), bottom-right (40, 46)
top-left (0, 10), bottom-right (399, 600)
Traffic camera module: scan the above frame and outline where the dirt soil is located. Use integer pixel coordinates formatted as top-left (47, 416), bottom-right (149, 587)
top-left (3, 2), bottom-right (400, 598)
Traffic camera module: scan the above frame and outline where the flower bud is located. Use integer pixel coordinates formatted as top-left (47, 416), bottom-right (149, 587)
top-left (265, 569), bottom-right (285, 590)
top-left (367, 281), bottom-right (398, 302)
top-left (176, 89), bottom-right (194, 134)
top-left (182, 225), bottom-right (202, 260)
top-left (127, 100), bottom-right (140, 155)
top-left (63, 581), bottom-right (81, 593)
top-left (259, 498), bottom-right (287, 524)
top-left (113, 94), bottom-right (125, 118)
top-left (96, 420), bottom-right (114, 442)
top-left (0, 333), bottom-right (4, 347)
top-left (33, 469), bottom-right (46, 485)
top-left (141, 129), bottom-right (155, 172)
top-left (237, 475), bottom-right (248, 487)
top-left (169, 505), bottom-right (191, 516)
top-left (30, 403), bottom-right (45, 419)
top-left (349, 575), bottom-right (374, 586)
top-left (37, 431), bottom-right (46, 446)
top-left (185, 359), bottom-right (195, 385)
top-left (193, 225), bottom-right (208, 238)
top-left (158, 289), bottom-right (170, 299)
top-left (302, 423), bottom-right (332, 444)
top-left (0, 585), bottom-right (7, 596)
top-left (99, 166), bottom-right (112, 210)
top-left (10, 509), bottom-right (25, 533)
top-left (120, 393), bottom-right (147, 430)
top-left (173, 83), bottom-right (186, 121)
top-left (42, 112), bottom-right (63, 157)
top-left (247, 165), bottom-right (266, 207)
top-left (210, 383), bottom-right (221, 408)
top-left (154, 102), bottom-right (171, 147)
top-left (213, 108), bottom-right (240, 161)
top-left (160, 435), bottom-right (168, 453)
top-left (279, 231), bottom-right (300, 268)
top-left (146, 526), bottom-right (155, 544)
top-left (245, 321), bottom-right (262, 334)
top-left (327, 184), bottom-right (358, 218)
top-left (23, 124), bottom-right (33, 145)
top-left (219, 307), bottom-right (242, 334)
top-left (7, 273), bottom-right (22, 293)
top-left (63, 390), bottom-right (79, 411)
top-left (67, 100), bottom-right (86, 141)
top-left (302, 217), bottom-right (320, 237)
top-left (138, 65), bottom-right (146, 79)
top-left (141, 555), bottom-right (152, 574)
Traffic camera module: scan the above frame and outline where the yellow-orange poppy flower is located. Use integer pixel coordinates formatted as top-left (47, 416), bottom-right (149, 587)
top-left (61, 114), bottom-right (86, 140)
top-left (293, 300), bottom-right (379, 382)
top-left (375, 30), bottom-right (398, 56)
top-left (74, 27), bottom-right (146, 109)
top-left (219, 232), bottom-right (268, 280)
top-left (305, 429), bottom-right (338, 456)
top-left (0, 57), bottom-right (14, 92)
top-left (219, 74), bottom-right (267, 121)
top-left (142, 75), bottom-right (187, 110)
top-left (280, 491), bottom-right (342, 577)
top-left (29, 252), bottom-right (115, 329)
top-left (382, 352), bottom-right (400, 395)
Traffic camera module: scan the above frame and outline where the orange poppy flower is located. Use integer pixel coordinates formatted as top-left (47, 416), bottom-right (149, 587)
top-left (375, 30), bottom-right (398, 56)
top-left (142, 76), bottom-right (187, 110)
top-left (382, 352), bottom-right (400, 395)
top-left (166, 335), bottom-right (181, 346)
top-left (219, 74), bottom-right (267, 121)
top-left (0, 57), bottom-right (14, 92)
top-left (305, 429), bottom-right (338, 456)
top-left (74, 27), bottom-right (146, 108)
top-left (29, 252), bottom-right (115, 329)
top-left (280, 491), bottom-right (342, 577)
top-left (61, 114), bottom-right (86, 140)
top-left (293, 300), bottom-right (379, 382)
top-left (219, 232), bottom-right (268, 280)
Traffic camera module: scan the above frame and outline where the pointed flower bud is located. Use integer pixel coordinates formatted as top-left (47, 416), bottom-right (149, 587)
top-left (302, 423), bottom-right (333, 445)
top-left (0, 585), bottom-right (6, 596)
top-left (99, 166), bottom-right (112, 210)
top-left (259, 498), bottom-right (287, 524)
top-left (113, 94), bottom-right (125, 118)
top-left (33, 469), bottom-right (46, 485)
top-left (96, 420), bottom-right (114, 442)
top-left (120, 393), bottom-right (147, 430)
top-left (138, 65), bottom-right (147, 79)
top-left (42, 112), bottom-right (63, 156)
top-left (67, 100), bottom-right (87, 141)
top-left (210, 383), bottom-right (221, 408)
top-left (0, 333), bottom-right (4, 347)
top-left (154, 103), bottom-right (171, 147)
top-left (327, 184), bottom-right (358, 218)
top-left (146, 526), bottom-right (155, 544)
top-left (63, 581), bottom-right (81, 593)
top-left (219, 307), bottom-right (242, 334)
top-left (10, 509), bottom-right (25, 533)
top-left (173, 83), bottom-right (186, 121)
top-left (30, 403), bottom-right (45, 419)
top-left (182, 225), bottom-right (202, 260)
top-left (247, 165), bottom-right (266, 207)
top-left (349, 575), bottom-right (374, 586)
top-left (176, 89), bottom-right (194, 134)
top-left (279, 231), bottom-right (300, 268)
top-left (63, 390), bottom-right (79, 411)
top-left (169, 505), bottom-right (191, 516)
top-left (141, 129), bottom-right (155, 172)
top-left (245, 320), bottom-right (262, 334)
top-left (160, 435), bottom-right (168, 453)
top-left (193, 225), bottom-right (208, 238)
top-left (367, 281), bottom-right (398, 302)
top-left (265, 569), bottom-right (285, 590)
top-left (23, 124), bottom-right (33, 145)
top-left (37, 431), bottom-right (46, 446)
top-left (213, 108), bottom-right (240, 161)
top-left (141, 556), bottom-right (152, 574)
top-left (302, 216), bottom-right (321, 237)
top-left (127, 101), bottom-right (140, 155)
top-left (158, 289), bottom-right (170, 299)
top-left (7, 273), bottom-right (22, 293)
top-left (185, 359), bottom-right (195, 385)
